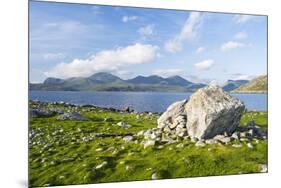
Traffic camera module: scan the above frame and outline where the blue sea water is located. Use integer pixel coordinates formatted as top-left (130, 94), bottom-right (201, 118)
top-left (29, 91), bottom-right (267, 113)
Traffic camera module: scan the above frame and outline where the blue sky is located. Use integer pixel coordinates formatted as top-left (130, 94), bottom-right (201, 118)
top-left (29, 1), bottom-right (267, 84)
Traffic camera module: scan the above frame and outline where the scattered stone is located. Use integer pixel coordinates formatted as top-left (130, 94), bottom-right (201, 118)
top-left (143, 140), bottom-right (156, 149)
top-left (259, 164), bottom-right (268, 173)
top-left (191, 137), bottom-right (199, 143)
top-left (214, 135), bottom-right (232, 144)
top-left (195, 140), bottom-right (206, 147)
top-left (157, 99), bottom-right (188, 129)
top-left (137, 130), bottom-right (145, 136)
top-left (95, 148), bottom-right (103, 152)
top-left (57, 112), bottom-right (88, 121)
top-left (95, 161), bottom-right (108, 169)
top-left (247, 143), bottom-right (254, 149)
top-left (117, 122), bottom-right (132, 127)
top-left (232, 144), bottom-right (242, 148)
top-left (123, 136), bottom-right (134, 143)
top-left (231, 132), bottom-right (240, 140)
top-left (104, 117), bottom-right (113, 122)
top-left (30, 108), bottom-right (55, 118)
top-left (205, 139), bottom-right (218, 145)
top-left (123, 106), bottom-right (131, 113)
top-left (125, 165), bottom-right (132, 170)
top-left (151, 173), bottom-right (158, 180)
top-left (176, 143), bottom-right (185, 148)
top-left (157, 145), bottom-right (164, 149)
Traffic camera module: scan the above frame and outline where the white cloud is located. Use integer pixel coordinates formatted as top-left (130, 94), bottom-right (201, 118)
top-left (45, 43), bottom-right (159, 78)
top-left (196, 47), bottom-right (205, 54)
top-left (221, 41), bottom-right (246, 51)
top-left (234, 32), bottom-right (248, 40)
top-left (235, 15), bottom-right (254, 24)
top-left (138, 25), bottom-right (155, 37)
top-left (165, 12), bottom-right (202, 53)
top-left (194, 59), bottom-right (215, 71)
top-left (43, 53), bottom-right (65, 60)
top-left (122, 16), bottom-right (138, 23)
top-left (152, 69), bottom-right (184, 77)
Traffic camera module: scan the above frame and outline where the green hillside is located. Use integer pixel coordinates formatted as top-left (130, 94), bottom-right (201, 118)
top-left (234, 75), bottom-right (267, 93)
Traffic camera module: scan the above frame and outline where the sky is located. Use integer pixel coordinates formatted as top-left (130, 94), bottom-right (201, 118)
top-left (29, 1), bottom-right (267, 85)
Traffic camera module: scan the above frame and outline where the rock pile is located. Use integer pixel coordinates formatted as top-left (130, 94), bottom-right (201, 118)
top-left (158, 85), bottom-right (245, 139)
top-left (136, 85), bottom-right (267, 148)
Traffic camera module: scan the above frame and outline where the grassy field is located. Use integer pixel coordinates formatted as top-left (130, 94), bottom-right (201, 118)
top-left (29, 101), bottom-right (268, 187)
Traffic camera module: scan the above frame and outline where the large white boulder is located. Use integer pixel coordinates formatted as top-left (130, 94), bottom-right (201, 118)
top-left (185, 85), bottom-right (245, 139)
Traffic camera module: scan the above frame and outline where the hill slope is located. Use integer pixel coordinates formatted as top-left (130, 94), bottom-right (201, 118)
top-left (234, 75), bottom-right (267, 93)
top-left (222, 80), bottom-right (249, 91)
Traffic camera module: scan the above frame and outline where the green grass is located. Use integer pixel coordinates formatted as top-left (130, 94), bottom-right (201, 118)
top-left (29, 102), bottom-right (268, 187)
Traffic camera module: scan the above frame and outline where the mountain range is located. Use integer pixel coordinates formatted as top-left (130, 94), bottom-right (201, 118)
top-left (30, 72), bottom-right (261, 92)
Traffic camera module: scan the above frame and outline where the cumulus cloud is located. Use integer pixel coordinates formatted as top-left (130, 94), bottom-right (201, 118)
top-left (45, 43), bottom-right (159, 78)
top-left (122, 16), bottom-right (138, 23)
top-left (194, 59), bottom-right (215, 71)
top-left (196, 47), bottom-right (205, 54)
top-left (221, 41), bottom-right (246, 51)
top-left (152, 69), bottom-right (184, 77)
top-left (43, 53), bottom-right (65, 60)
top-left (235, 15), bottom-right (254, 24)
top-left (138, 25), bottom-right (155, 38)
top-left (234, 32), bottom-right (248, 40)
top-left (165, 12), bottom-right (202, 53)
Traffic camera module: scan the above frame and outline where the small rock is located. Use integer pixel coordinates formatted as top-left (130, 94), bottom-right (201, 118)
top-left (195, 140), bottom-right (206, 147)
top-left (104, 117), bottom-right (113, 122)
top-left (157, 145), bottom-right (164, 149)
top-left (117, 122), bottom-right (132, 127)
top-left (191, 137), bottom-right (199, 143)
top-left (232, 144), bottom-right (242, 148)
top-left (57, 112), bottom-right (88, 121)
top-left (176, 143), bottom-right (185, 148)
top-left (143, 140), bottom-right (156, 149)
top-left (231, 132), bottom-right (240, 140)
top-left (151, 173), bottom-right (158, 180)
top-left (95, 148), bottom-right (103, 152)
top-left (205, 139), bottom-right (218, 145)
top-left (259, 164), bottom-right (268, 173)
top-left (214, 135), bottom-right (232, 144)
top-left (247, 143), bottom-right (254, 149)
top-left (125, 165), bottom-right (132, 170)
top-left (123, 136), bottom-right (134, 143)
top-left (137, 130), bottom-right (145, 136)
top-left (95, 161), bottom-right (108, 169)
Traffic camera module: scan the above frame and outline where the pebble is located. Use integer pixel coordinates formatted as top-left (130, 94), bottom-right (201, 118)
top-left (247, 143), bottom-right (254, 149)
top-left (151, 173), bottom-right (158, 180)
top-left (95, 161), bottom-right (108, 169)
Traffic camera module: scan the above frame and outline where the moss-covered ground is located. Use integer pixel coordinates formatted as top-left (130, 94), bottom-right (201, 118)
top-left (29, 102), bottom-right (268, 187)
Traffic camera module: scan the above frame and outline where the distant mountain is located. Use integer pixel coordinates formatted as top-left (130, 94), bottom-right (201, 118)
top-left (88, 72), bottom-right (123, 83)
top-left (29, 72), bottom-right (206, 92)
top-left (233, 75), bottom-right (267, 93)
top-left (165, 76), bottom-right (193, 86)
top-left (127, 75), bottom-right (165, 85)
top-left (222, 80), bottom-right (249, 91)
